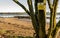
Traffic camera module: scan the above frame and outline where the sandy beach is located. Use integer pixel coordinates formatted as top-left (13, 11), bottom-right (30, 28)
top-left (0, 18), bottom-right (35, 37)
top-left (0, 18), bottom-right (59, 38)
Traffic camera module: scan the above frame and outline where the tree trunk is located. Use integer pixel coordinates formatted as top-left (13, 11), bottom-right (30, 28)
top-left (38, 10), bottom-right (46, 38)
top-left (37, 0), bottom-right (46, 38)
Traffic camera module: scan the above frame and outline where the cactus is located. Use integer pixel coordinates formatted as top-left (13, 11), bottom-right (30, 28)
top-left (13, 0), bottom-right (59, 38)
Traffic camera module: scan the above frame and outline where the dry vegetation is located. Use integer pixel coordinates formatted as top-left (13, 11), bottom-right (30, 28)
top-left (0, 18), bottom-right (59, 38)
top-left (0, 18), bottom-right (34, 37)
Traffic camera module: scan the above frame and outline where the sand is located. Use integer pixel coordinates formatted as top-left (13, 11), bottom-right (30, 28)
top-left (0, 18), bottom-right (34, 37)
top-left (0, 18), bottom-right (59, 38)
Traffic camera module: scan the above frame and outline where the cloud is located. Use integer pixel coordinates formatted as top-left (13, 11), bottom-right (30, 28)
top-left (0, 0), bottom-right (60, 12)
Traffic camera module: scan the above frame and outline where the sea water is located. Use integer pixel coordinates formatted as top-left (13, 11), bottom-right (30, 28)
top-left (46, 15), bottom-right (60, 23)
top-left (0, 13), bottom-right (60, 23)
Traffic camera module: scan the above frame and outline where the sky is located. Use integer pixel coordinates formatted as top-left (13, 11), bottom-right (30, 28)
top-left (0, 0), bottom-right (60, 12)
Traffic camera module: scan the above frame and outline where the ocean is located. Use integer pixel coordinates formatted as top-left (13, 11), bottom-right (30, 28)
top-left (0, 13), bottom-right (60, 23)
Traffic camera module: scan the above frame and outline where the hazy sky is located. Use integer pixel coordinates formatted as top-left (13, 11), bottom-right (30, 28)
top-left (0, 0), bottom-right (60, 12)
